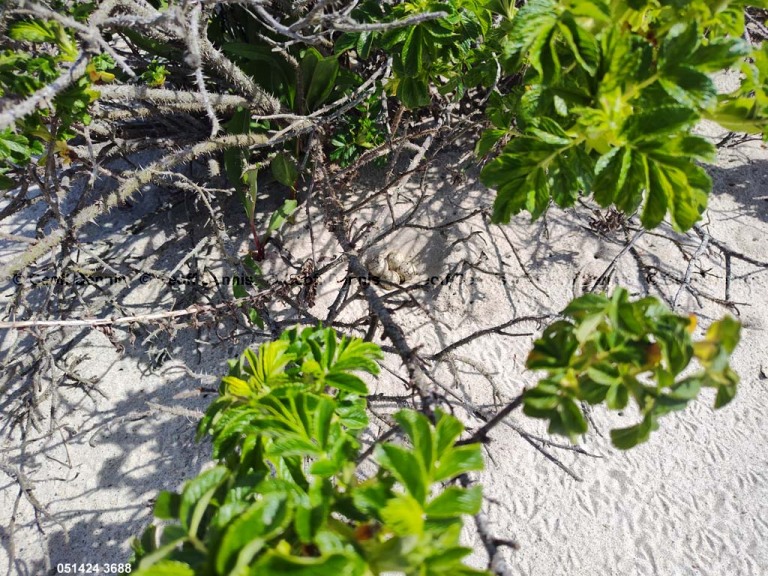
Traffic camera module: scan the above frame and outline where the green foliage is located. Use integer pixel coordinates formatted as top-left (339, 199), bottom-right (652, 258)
top-left (131, 326), bottom-right (489, 576)
top-left (330, 99), bottom-right (387, 167)
top-left (141, 59), bottom-right (169, 87)
top-left (524, 288), bottom-right (741, 449)
top-left (1, 17), bottom-right (113, 184)
top-left (336, 0), bottom-right (493, 108)
top-left (479, 0), bottom-right (768, 230)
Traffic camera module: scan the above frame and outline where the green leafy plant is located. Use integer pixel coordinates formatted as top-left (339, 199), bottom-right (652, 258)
top-left (330, 99), bottom-right (388, 167)
top-left (128, 311), bottom-right (743, 572)
top-left (1, 17), bottom-right (113, 184)
top-left (523, 287), bottom-right (741, 449)
top-left (130, 326), bottom-right (489, 576)
top-left (141, 59), bottom-right (169, 87)
top-left (336, 0), bottom-right (493, 108)
top-left (479, 0), bottom-right (768, 230)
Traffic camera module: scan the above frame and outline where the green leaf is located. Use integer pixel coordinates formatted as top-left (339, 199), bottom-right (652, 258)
top-left (243, 169), bottom-right (258, 221)
top-left (266, 199), bottom-right (298, 237)
top-left (623, 105), bottom-right (698, 142)
top-left (375, 443), bottom-right (427, 503)
top-left (660, 67), bottom-right (717, 111)
top-left (381, 493), bottom-right (424, 535)
top-left (668, 377), bottom-right (701, 400)
top-left (324, 372), bottom-right (368, 395)
top-left (352, 479), bottom-right (394, 516)
top-left (706, 316), bottom-right (741, 355)
top-left (605, 382), bottom-right (629, 410)
top-left (216, 494), bottom-right (290, 575)
top-left (714, 384), bottom-right (737, 409)
top-left (659, 23), bottom-right (700, 70)
top-left (558, 14), bottom-right (599, 76)
top-left (435, 410), bottom-right (464, 458)
top-left (688, 38), bottom-right (750, 72)
top-left (526, 320), bottom-right (578, 369)
top-left (397, 76), bottom-right (430, 109)
top-left (475, 129), bottom-right (507, 158)
top-left (425, 486), bottom-right (482, 518)
top-left (402, 26), bottom-right (426, 77)
top-left (303, 53), bottom-right (339, 111)
top-left (0, 173), bottom-right (16, 189)
top-left (312, 396), bottom-right (335, 450)
top-left (233, 282), bottom-right (248, 300)
top-left (641, 160), bottom-right (670, 229)
top-left (563, 293), bottom-right (609, 319)
top-left (610, 414), bottom-right (655, 450)
top-left (505, 0), bottom-right (559, 75)
top-left (179, 466), bottom-right (229, 531)
top-left (252, 551), bottom-right (359, 576)
top-left (223, 43), bottom-right (292, 87)
top-left (331, 336), bottom-right (383, 374)
top-left (271, 153), bottom-right (298, 188)
top-left (558, 397), bottom-right (588, 439)
top-left (394, 410), bottom-right (435, 473)
top-left (135, 560), bottom-right (195, 576)
top-left (433, 444), bottom-right (484, 482)
top-left (248, 308), bottom-right (264, 328)
top-left (524, 385), bottom-right (561, 411)
top-left (154, 491), bottom-right (181, 520)
top-left (600, 30), bottom-right (654, 93)
top-left (8, 19), bottom-right (58, 43)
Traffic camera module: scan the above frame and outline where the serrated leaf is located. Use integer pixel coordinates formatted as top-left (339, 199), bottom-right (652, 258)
top-left (659, 23), bottom-right (700, 70)
top-left (394, 410), bottom-right (435, 472)
top-left (325, 371), bottom-right (368, 395)
top-left (688, 38), bottom-right (750, 72)
top-left (558, 15), bottom-right (599, 76)
top-left (435, 410), bottom-right (464, 458)
top-left (623, 105), bottom-right (698, 141)
top-left (375, 443), bottom-right (427, 503)
top-left (641, 160), bottom-right (670, 229)
top-left (526, 320), bottom-right (578, 369)
top-left (475, 129), bottom-right (507, 157)
top-left (660, 66), bottom-right (716, 111)
top-left (402, 26), bottom-right (425, 77)
top-left (433, 444), bottom-right (484, 482)
top-left (506, 0), bottom-right (559, 74)
top-left (425, 486), bottom-right (483, 518)
top-left (563, 293), bottom-right (610, 319)
top-left (179, 466), bottom-right (229, 531)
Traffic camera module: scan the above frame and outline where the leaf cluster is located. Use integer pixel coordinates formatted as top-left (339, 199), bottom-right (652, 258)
top-left (480, 0), bottom-right (768, 230)
top-left (523, 287), bottom-right (741, 449)
top-left (130, 326), bottom-right (488, 576)
top-left (0, 17), bottom-right (113, 186)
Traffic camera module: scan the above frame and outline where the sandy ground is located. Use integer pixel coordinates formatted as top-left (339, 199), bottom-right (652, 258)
top-left (1, 116), bottom-right (767, 575)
